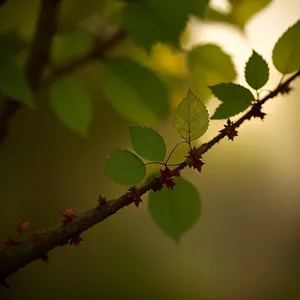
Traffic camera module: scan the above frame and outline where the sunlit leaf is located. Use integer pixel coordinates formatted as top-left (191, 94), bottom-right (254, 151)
top-left (187, 44), bottom-right (236, 101)
top-left (52, 27), bottom-right (93, 63)
top-left (128, 125), bottom-right (167, 161)
top-left (122, 0), bottom-right (209, 51)
top-left (0, 55), bottom-right (34, 108)
top-left (245, 50), bottom-right (269, 90)
top-left (100, 58), bottom-right (169, 127)
top-left (272, 19), bottom-right (300, 74)
top-left (205, 0), bottom-right (272, 28)
top-left (229, 0), bottom-right (272, 27)
top-left (173, 88), bottom-right (209, 142)
top-left (49, 76), bottom-right (92, 137)
top-left (105, 150), bottom-right (146, 185)
top-left (210, 83), bottom-right (254, 119)
top-left (148, 177), bottom-right (201, 241)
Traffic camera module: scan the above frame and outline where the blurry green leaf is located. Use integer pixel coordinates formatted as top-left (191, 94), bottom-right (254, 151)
top-left (245, 50), bottom-right (269, 90)
top-left (101, 0), bottom-right (127, 25)
top-left (187, 44), bottom-right (237, 101)
top-left (105, 150), bottom-right (146, 185)
top-left (128, 125), bottom-right (166, 161)
top-left (49, 76), bottom-right (92, 137)
top-left (173, 88), bottom-right (209, 142)
top-left (190, 0), bottom-right (210, 18)
top-left (205, 0), bottom-right (272, 28)
top-left (210, 83), bottom-right (254, 119)
top-left (0, 30), bottom-right (29, 58)
top-left (122, 0), bottom-right (208, 51)
top-left (0, 0), bottom-right (39, 37)
top-left (229, 0), bottom-right (272, 27)
top-left (100, 58), bottom-right (169, 127)
top-left (148, 177), bottom-right (201, 241)
top-left (272, 19), bottom-right (300, 74)
top-left (58, 0), bottom-right (104, 32)
top-left (0, 55), bottom-right (34, 108)
top-left (52, 28), bottom-right (93, 63)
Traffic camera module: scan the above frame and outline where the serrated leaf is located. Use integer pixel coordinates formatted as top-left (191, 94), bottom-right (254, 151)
top-left (122, 0), bottom-right (208, 51)
top-left (128, 125), bottom-right (166, 161)
top-left (245, 50), bottom-right (269, 90)
top-left (272, 19), bottom-right (300, 74)
top-left (49, 76), bottom-right (92, 137)
top-left (105, 150), bottom-right (146, 185)
top-left (148, 177), bottom-right (201, 241)
top-left (210, 83), bottom-right (254, 119)
top-left (0, 55), bottom-right (34, 108)
top-left (100, 58), bottom-right (169, 127)
top-left (173, 88), bottom-right (209, 142)
top-left (187, 44), bottom-right (237, 101)
top-left (52, 27), bottom-right (93, 63)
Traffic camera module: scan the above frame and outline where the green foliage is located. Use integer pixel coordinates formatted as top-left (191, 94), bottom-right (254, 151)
top-left (272, 19), bottom-right (300, 74)
top-left (100, 58), bottom-right (169, 127)
top-left (58, 0), bottom-right (104, 32)
top-left (205, 0), bottom-right (272, 29)
top-left (148, 177), bottom-right (201, 241)
top-left (122, 0), bottom-right (209, 51)
top-left (105, 150), bottom-right (146, 185)
top-left (173, 88), bottom-right (209, 143)
top-left (0, 55), bottom-right (34, 108)
top-left (52, 28), bottom-right (93, 63)
top-left (187, 44), bottom-right (237, 101)
top-left (49, 76), bottom-right (92, 137)
top-left (128, 125), bottom-right (167, 161)
top-left (210, 83), bottom-right (254, 119)
top-left (245, 50), bottom-right (269, 90)
top-left (0, 30), bottom-right (29, 58)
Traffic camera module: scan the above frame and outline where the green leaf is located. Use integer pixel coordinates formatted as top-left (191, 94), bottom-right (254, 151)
top-left (49, 76), bottom-right (92, 137)
top-left (128, 125), bottom-right (166, 161)
top-left (272, 19), bottom-right (300, 74)
top-left (245, 50), bottom-right (269, 90)
top-left (187, 44), bottom-right (237, 101)
top-left (0, 55), bottom-right (34, 108)
top-left (205, 0), bottom-right (272, 28)
top-left (229, 0), bottom-right (272, 27)
top-left (122, 0), bottom-right (208, 51)
top-left (105, 150), bottom-right (146, 185)
top-left (52, 28), bottom-right (93, 63)
top-left (148, 177), bottom-right (201, 241)
top-left (100, 58), bottom-right (169, 127)
top-left (173, 88), bottom-right (209, 142)
top-left (209, 83), bottom-right (254, 119)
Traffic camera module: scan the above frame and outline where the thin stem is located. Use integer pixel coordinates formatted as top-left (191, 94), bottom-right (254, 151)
top-left (144, 161), bottom-right (166, 166)
top-left (164, 140), bottom-right (187, 164)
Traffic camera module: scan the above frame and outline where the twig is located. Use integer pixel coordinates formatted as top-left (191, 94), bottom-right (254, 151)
top-left (0, 0), bottom-right (62, 143)
top-left (1, 70), bottom-right (299, 284)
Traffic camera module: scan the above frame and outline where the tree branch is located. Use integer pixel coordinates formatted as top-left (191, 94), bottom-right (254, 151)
top-left (0, 0), bottom-right (62, 143)
top-left (1, 70), bottom-right (299, 284)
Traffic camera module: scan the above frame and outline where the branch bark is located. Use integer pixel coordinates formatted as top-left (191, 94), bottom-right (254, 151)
top-left (1, 70), bottom-right (299, 285)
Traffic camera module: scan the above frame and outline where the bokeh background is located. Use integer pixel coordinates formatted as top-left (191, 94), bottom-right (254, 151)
top-left (1, 0), bottom-right (300, 299)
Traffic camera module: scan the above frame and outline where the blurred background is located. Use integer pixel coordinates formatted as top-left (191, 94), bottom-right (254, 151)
top-left (0, 0), bottom-right (300, 299)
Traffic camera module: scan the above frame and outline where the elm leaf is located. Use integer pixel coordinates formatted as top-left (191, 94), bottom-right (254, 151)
top-left (128, 125), bottom-right (167, 161)
top-left (105, 150), bottom-right (146, 185)
top-left (210, 83), bottom-right (254, 119)
top-left (173, 88), bottom-right (209, 143)
top-left (148, 177), bottom-right (201, 242)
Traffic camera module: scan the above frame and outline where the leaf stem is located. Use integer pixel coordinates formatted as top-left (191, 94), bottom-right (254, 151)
top-left (164, 141), bottom-right (187, 164)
